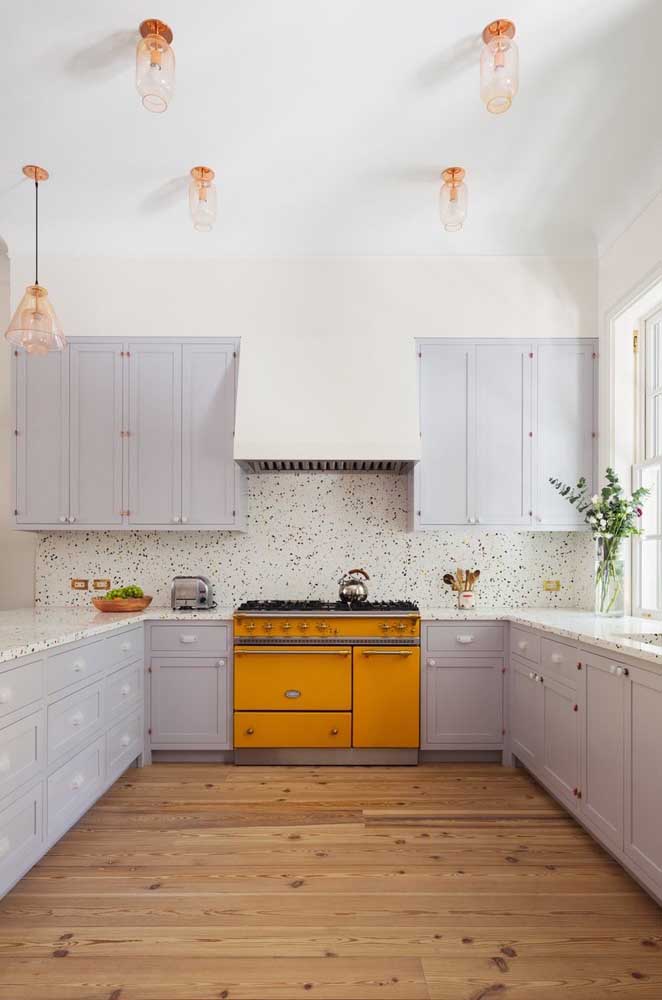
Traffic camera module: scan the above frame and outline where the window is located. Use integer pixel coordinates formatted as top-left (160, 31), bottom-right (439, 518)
top-left (633, 308), bottom-right (662, 616)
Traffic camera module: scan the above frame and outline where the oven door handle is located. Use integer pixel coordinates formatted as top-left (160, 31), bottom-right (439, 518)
top-left (234, 649), bottom-right (351, 655)
top-left (362, 650), bottom-right (413, 657)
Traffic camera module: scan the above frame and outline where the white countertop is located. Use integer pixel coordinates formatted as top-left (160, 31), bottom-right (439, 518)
top-left (421, 607), bottom-right (662, 666)
top-left (2, 605), bottom-right (662, 669)
top-left (0, 606), bottom-right (234, 664)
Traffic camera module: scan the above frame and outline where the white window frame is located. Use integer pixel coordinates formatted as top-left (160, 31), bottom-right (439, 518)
top-left (632, 306), bottom-right (662, 618)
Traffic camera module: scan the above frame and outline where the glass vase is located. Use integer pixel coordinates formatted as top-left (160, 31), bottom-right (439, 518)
top-left (594, 537), bottom-right (625, 617)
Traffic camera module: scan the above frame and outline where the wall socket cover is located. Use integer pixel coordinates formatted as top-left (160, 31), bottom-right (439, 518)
top-left (543, 580), bottom-right (561, 592)
top-left (70, 579), bottom-right (89, 590)
top-left (92, 579), bottom-right (111, 590)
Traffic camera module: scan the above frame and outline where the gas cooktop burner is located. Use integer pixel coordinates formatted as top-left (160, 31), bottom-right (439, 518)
top-left (236, 600), bottom-right (419, 613)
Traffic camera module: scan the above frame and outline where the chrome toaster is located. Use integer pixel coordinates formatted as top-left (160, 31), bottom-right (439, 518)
top-left (171, 575), bottom-right (214, 610)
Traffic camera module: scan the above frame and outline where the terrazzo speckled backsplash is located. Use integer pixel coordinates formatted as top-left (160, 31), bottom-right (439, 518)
top-left (35, 474), bottom-right (594, 609)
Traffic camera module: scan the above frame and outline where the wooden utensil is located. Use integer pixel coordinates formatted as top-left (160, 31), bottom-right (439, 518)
top-left (443, 573), bottom-right (459, 591)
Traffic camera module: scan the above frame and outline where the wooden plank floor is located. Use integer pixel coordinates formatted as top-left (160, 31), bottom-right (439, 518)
top-left (0, 763), bottom-right (661, 999)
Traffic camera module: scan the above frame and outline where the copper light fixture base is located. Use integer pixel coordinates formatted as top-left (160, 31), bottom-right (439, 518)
top-left (22, 165), bottom-right (49, 182)
top-left (441, 167), bottom-right (465, 185)
top-left (190, 166), bottom-right (216, 183)
top-left (482, 19), bottom-right (516, 44)
top-left (139, 19), bottom-right (173, 44)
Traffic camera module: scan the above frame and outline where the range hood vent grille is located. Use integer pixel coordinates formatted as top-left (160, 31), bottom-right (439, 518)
top-left (238, 459), bottom-right (412, 474)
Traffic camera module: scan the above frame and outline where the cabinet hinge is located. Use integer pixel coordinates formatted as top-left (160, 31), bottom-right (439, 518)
top-left (233, 351), bottom-right (237, 359)
top-left (502, 728), bottom-right (506, 736)
top-left (592, 431), bottom-right (597, 439)
top-left (418, 352), bottom-right (422, 358)
top-left (528, 352), bottom-right (533, 359)
top-left (633, 331), bottom-right (639, 354)
top-left (126, 351), bottom-right (131, 357)
top-left (592, 351), bottom-right (598, 360)
top-left (232, 509), bottom-right (236, 517)
top-left (148, 666), bottom-right (152, 674)
top-left (528, 431), bottom-right (533, 438)
top-left (502, 666), bottom-right (507, 674)
top-left (13, 509), bottom-right (18, 516)
top-left (148, 727), bottom-right (152, 735)
top-left (13, 429), bottom-right (19, 436)
top-left (13, 350), bottom-right (19, 357)
top-left (417, 509), bottom-right (421, 517)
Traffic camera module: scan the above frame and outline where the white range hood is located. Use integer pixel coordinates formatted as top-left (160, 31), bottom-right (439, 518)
top-left (234, 333), bottom-right (421, 473)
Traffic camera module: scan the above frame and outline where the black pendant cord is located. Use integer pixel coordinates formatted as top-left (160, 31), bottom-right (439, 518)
top-left (34, 179), bottom-right (39, 286)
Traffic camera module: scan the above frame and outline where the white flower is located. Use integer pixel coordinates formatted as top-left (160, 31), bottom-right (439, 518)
top-left (591, 495), bottom-right (599, 503)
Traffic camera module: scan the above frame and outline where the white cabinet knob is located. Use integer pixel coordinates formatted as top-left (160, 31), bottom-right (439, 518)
top-left (70, 774), bottom-right (84, 791)
top-left (0, 688), bottom-right (12, 705)
top-left (70, 711), bottom-right (84, 728)
top-left (120, 684), bottom-right (131, 697)
top-left (172, 516), bottom-right (181, 523)
top-left (0, 755), bottom-right (10, 774)
top-left (181, 515), bottom-right (188, 523)
top-left (59, 516), bottom-right (67, 523)
top-left (610, 664), bottom-right (617, 675)
top-left (616, 666), bottom-right (624, 677)
top-left (217, 660), bottom-right (225, 667)
top-left (120, 734), bottom-right (131, 748)
top-left (551, 653), bottom-right (563, 664)
top-left (180, 635), bottom-right (198, 644)
top-left (529, 672), bottom-right (535, 680)
top-left (517, 640), bottom-right (527, 651)
top-left (428, 658), bottom-right (437, 667)
top-left (121, 641), bottom-right (131, 653)
top-left (68, 516), bottom-right (77, 523)
top-left (72, 660), bottom-right (85, 673)
top-left (0, 836), bottom-right (10, 859)
top-left (456, 635), bottom-right (474, 644)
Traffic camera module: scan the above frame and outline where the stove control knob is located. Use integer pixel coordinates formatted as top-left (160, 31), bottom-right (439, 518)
top-left (282, 622), bottom-right (292, 631)
top-left (264, 622), bottom-right (274, 632)
top-left (245, 622), bottom-right (256, 632)
top-left (380, 622), bottom-right (391, 632)
top-left (316, 622), bottom-right (329, 631)
top-left (395, 622), bottom-right (406, 632)
top-left (299, 622), bottom-right (309, 632)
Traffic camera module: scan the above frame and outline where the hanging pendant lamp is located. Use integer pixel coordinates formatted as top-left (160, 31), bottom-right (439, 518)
top-left (480, 19), bottom-right (518, 114)
top-left (439, 167), bottom-right (468, 232)
top-left (136, 19), bottom-right (175, 113)
top-left (189, 167), bottom-right (217, 232)
top-left (5, 166), bottom-right (65, 355)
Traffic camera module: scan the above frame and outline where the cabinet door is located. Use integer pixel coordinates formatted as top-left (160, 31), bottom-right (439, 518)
top-left (534, 342), bottom-right (596, 527)
top-left (127, 342), bottom-right (182, 526)
top-left (150, 657), bottom-right (229, 747)
top-left (14, 349), bottom-right (69, 525)
top-left (624, 664), bottom-right (662, 892)
top-left (422, 656), bottom-right (503, 748)
top-left (541, 674), bottom-right (580, 810)
top-left (353, 648), bottom-right (419, 748)
top-left (69, 341), bottom-right (124, 526)
top-left (416, 343), bottom-right (473, 526)
top-left (510, 657), bottom-right (542, 772)
top-left (581, 652), bottom-right (624, 852)
top-left (475, 344), bottom-right (532, 525)
top-left (182, 343), bottom-right (237, 527)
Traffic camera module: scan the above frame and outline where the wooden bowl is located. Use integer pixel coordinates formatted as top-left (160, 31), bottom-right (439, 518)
top-left (92, 596), bottom-right (153, 613)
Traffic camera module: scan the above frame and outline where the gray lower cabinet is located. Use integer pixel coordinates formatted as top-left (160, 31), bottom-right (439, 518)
top-left (422, 657), bottom-right (504, 748)
top-left (580, 650), bottom-right (625, 852)
top-left (145, 621), bottom-right (232, 753)
top-left (624, 663), bottom-right (662, 894)
top-left (150, 658), bottom-right (230, 748)
top-left (510, 656), bottom-right (542, 771)
top-left (0, 624), bottom-right (145, 899)
top-left (540, 673), bottom-right (580, 811)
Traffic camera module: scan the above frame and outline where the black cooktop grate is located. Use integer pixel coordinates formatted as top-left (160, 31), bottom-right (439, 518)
top-left (236, 599), bottom-right (419, 613)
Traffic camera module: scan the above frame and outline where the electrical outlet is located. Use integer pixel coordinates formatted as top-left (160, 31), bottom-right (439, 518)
top-left (92, 579), bottom-right (111, 590)
top-left (543, 579), bottom-right (561, 592)
top-left (70, 578), bottom-right (89, 590)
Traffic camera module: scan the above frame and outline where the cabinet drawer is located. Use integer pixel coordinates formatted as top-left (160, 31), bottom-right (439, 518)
top-left (149, 624), bottom-right (229, 654)
top-left (103, 627), bottom-right (142, 670)
top-left (106, 659), bottom-right (143, 725)
top-left (425, 623), bottom-right (504, 654)
top-left (510, 626), bottom-right (540, 664)
top-left (107, 709), bottom-right (143, 780)
top-left (234, 711), bottom-right (351, 748)
top-left (0, 658), bottom-right (44, 722)
top-left (234, 647), bottom-right (351, 711)
top-left (47, 640), bottom-right (106, 696)
top-left (47, 682), bottom-right (103, 764)
top-left (0, 709), bottom-right (45, 803)
top-left (47, 735), bottom-right (105, 842)
top-left (540, 636), bottom-right (578, 689)
top-left (0, 781), bottom-right (43, 897)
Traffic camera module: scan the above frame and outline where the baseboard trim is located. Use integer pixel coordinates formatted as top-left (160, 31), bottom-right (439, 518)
top-left (232, 748), bottom-right (419, 766)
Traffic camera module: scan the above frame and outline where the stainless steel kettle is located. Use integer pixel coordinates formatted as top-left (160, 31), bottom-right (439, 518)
top-left (338, 568), bottom-right (370, 604)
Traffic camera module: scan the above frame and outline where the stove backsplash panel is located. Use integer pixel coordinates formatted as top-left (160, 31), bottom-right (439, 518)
top-left (35, 474), bottom-right (594, 609)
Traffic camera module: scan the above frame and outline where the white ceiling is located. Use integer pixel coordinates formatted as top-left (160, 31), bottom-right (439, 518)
top-left (1, 0), bottom-right (661, 258)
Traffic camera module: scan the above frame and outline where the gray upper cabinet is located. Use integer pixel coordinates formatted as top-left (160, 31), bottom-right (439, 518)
top-left (413, 338), bottom-right (597, 530)
top-left (415, 343), bottom-right (472, 527)
top-left (475, 343), bottom-right (532, 526)
top-left (127, 341), bottom-right (183, 527)
top-left (14, 348), bottom-right (69, 526)
top-left (69, 341), bottom-right (124, 526)
top-left (533, 341), bottom-right (596, 527)
top-left (12, 337), bottom-right (243, 531)
top-left (182, 344), bottom-right (238, 527)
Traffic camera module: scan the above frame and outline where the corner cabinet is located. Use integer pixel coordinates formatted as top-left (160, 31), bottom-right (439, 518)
top-left (11, 338), bottom-right (245, 531)
top-left (412, 338), bottom-right (598, 530)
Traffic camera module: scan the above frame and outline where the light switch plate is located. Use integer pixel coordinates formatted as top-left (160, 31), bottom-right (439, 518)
top-left (71, 578), bottom-right (89, 590)
top-left (92, 579), bottom-right (111, 590)
top-left (543, 579), bottom-right (561, 592)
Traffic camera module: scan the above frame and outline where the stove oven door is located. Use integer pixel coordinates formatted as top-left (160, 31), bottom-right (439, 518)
top-left (353, 647), bottom-right (420, 748)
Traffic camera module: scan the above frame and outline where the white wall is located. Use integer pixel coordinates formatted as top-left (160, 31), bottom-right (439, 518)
top-left (0, 247), bottom-right (35, 608)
